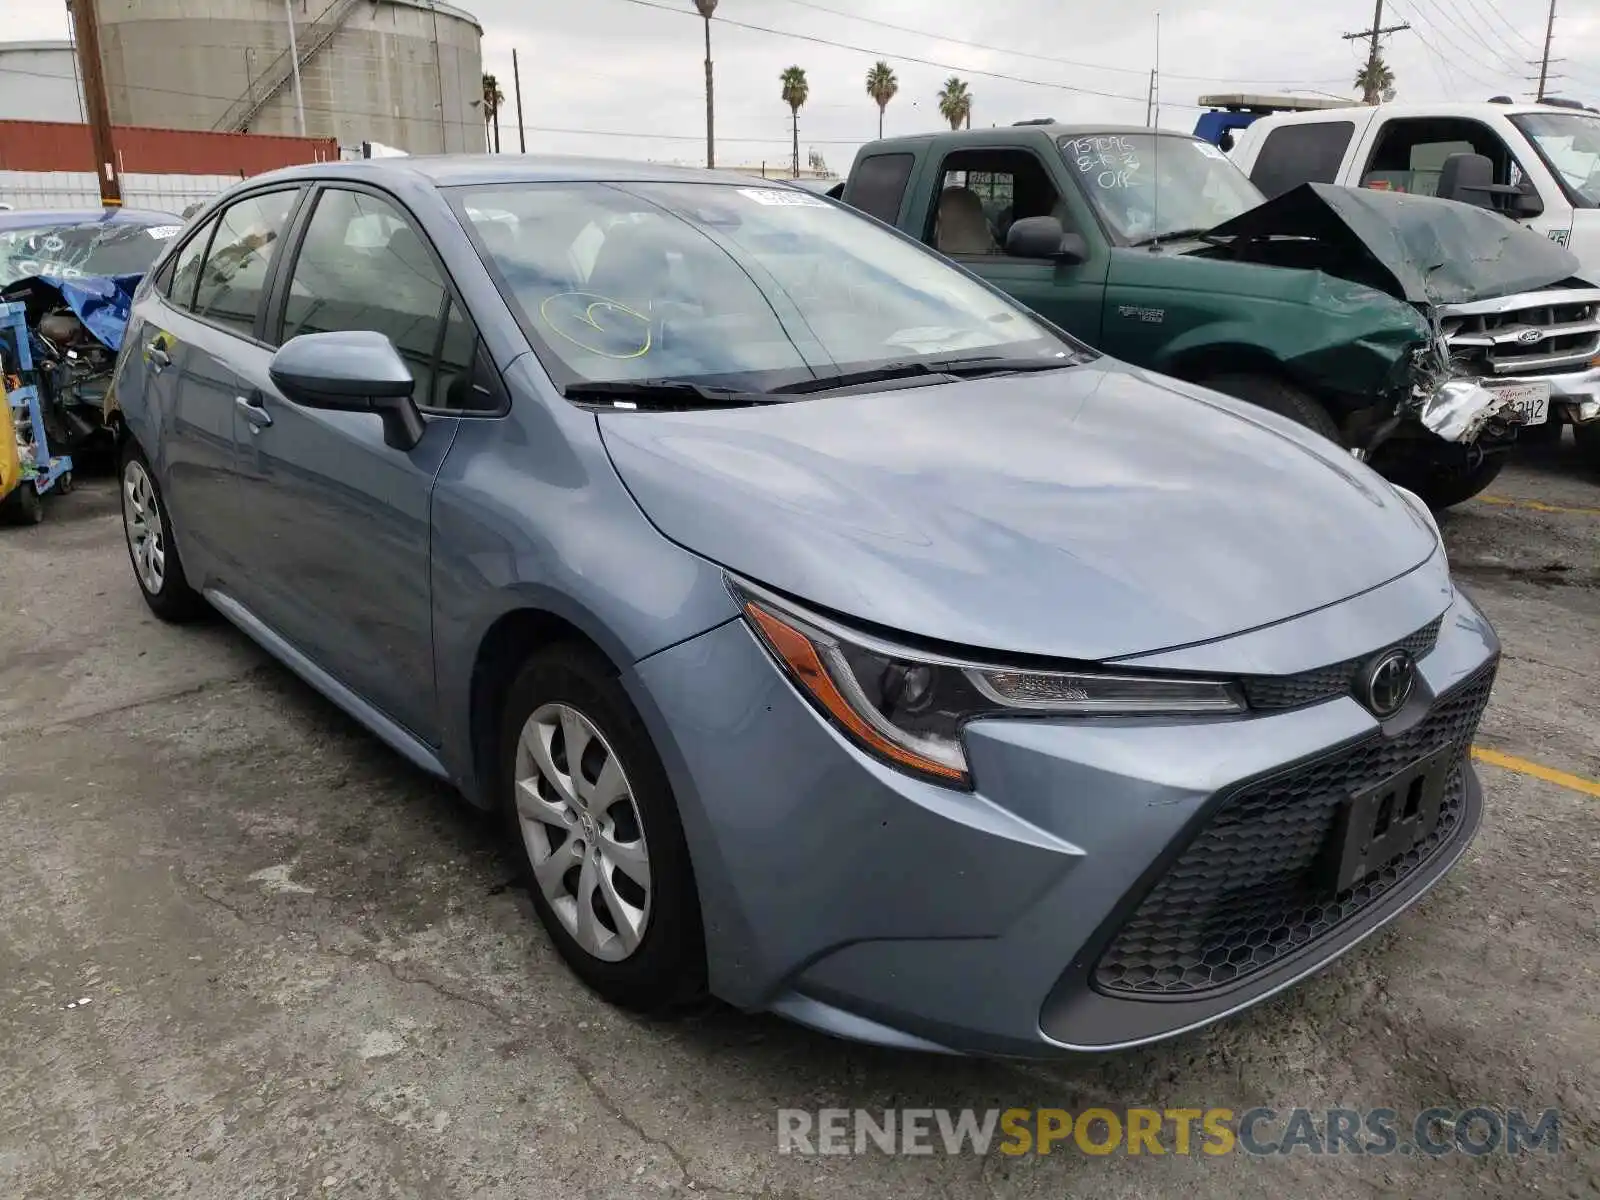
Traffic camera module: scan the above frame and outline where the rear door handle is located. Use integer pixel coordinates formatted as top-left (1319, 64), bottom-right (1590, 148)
top-left (235, 393), bottom-right (272, 430)
top-left (146, 340), bottom-right (171, 372)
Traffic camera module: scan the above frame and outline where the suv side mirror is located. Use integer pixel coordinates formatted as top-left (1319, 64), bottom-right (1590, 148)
top-left (269, 330), bottom-right (426, 451)
top-left (1005, 216), bottom-right (1089, 264)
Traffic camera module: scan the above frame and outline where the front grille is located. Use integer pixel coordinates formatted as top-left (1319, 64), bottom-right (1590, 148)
top-left (1241, 616), bottom-right (1442, 711)
top-left (1092, 663), bottom-right (1494, 999)
top-left (1440, 290), bottom-right (1600, 377)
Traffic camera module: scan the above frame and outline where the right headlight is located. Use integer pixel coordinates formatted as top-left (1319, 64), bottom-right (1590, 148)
top-left (735, 581), bottom-right (1245, 789)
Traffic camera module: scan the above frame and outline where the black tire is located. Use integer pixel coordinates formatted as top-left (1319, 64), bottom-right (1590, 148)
top-left (498, 642), bottom-right (707, 1013)
top-left (1198, 373), bottom-right (1344, 445)
top-left (1391, 452), bottom-right (1507, 511)
top-left (120, 440), bottom-right (207, 622)
top-left (1575, 420), bottom-right (1600, 467)
top-left (0, 480), bottom-right (44, 526)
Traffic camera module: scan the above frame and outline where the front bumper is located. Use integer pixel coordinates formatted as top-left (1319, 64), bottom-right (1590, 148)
top-left (627, 574), bottom-right (1500, 1058)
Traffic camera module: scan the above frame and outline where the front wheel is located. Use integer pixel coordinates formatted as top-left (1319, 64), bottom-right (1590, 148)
top-left (0, 480), bottom-right (43, 525)
top-left (1384, 451), bottom-right (1507, 511)
top-left (1196, 373), bottom-right (1344, 445)
top-left (1575, 420), bottom-right (1600, 467)
top-left (499, 643), bottom-right (707, 1013)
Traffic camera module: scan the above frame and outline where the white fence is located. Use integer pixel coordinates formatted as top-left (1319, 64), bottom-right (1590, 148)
top-left (0, 171), bottom-right (240, 214)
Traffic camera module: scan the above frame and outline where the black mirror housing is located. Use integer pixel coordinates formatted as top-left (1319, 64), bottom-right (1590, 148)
top-left (269, 330), bottom-right (425, 451)
top-left (1005, 216), bottom-right (1087, 263)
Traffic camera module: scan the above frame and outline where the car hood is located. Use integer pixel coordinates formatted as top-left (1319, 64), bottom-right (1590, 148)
top-left (598, 362), bottom-right (1438, 661)
top-left (1205, 182), bottom-right (1581, 305)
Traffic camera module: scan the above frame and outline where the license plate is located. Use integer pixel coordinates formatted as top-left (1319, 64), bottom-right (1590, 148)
top-left (1487, 381), bottom-right (1550, 426)
top-left (1326, 745), bottom-right (1457, 893)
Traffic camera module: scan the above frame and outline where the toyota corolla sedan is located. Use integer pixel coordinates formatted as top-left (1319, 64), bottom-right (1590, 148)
top-left (107, 157), bottom-right (1499, 1056)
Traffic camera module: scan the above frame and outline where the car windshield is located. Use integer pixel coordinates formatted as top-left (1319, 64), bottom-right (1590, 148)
top-left (0, 217), bottom-right (182, 287)
top-left (453, 180), bottom-right (1079, 393)
top-left (1058, 132), bottom-right (1264, 244)
top-left (1509, 111), bottom-right (1600, 207)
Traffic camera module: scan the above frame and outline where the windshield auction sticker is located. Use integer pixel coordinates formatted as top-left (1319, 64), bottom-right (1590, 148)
top-left (736, 188), bottom-right (830, 207)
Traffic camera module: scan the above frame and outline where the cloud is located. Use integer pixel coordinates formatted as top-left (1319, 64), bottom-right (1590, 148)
top-left (10, 0), bottom-right (1597, 169)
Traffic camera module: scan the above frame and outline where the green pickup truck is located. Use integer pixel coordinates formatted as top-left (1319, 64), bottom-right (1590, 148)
top-left (837, 122), bottom-right (1588, 507)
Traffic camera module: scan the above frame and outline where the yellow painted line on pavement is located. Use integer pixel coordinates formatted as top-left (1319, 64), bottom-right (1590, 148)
top-left (1472, 746), bottom-right (1600, 799)
top-left (1477, 494), bottom-right (1600, 517)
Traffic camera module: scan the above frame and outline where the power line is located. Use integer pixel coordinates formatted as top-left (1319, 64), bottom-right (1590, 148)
top-left (1388, 0), bottom-right (1520, 86)
top-left (1429, 0), bottom-right (1535, 76)
top-left (1475, 0), bottom-right (1543, 52)
top-left (603, 0), bottom-right (1208, 111)
top-left (1389, 5), bottom-right (1517, 92)
top-left (765, 0), bottom-right (1352, 88)
top-left (0, 64), bottom-right (876, 146)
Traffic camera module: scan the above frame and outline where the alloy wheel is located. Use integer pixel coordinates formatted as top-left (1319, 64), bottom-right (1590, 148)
top-left (123, 460), bottom-right (166, 594)
top-left (514, 702), bottom-right (652, 961)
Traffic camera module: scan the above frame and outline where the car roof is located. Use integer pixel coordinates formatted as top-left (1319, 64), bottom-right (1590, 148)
top-left (241, 154), bottom-right (826, 192)
top-left (0, 207), bottom-right (181, 230)
top-left (1245, 101), bottom-right (1589, 125)
top-left (853, 124), bottom-right (1199, 155)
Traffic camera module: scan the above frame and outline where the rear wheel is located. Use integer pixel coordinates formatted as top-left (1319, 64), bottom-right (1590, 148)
top-left (1198, 373), bottom-right (1344, 444)
top-left (499, 642), bottom-right (706, 1013)
top-left (121, 442), bottom-right (207, 622)
top-left (0, 480), bottom-right (43, 526)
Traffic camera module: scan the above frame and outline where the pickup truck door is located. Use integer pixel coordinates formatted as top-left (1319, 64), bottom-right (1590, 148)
top-left (917, 143), bottom-right (1112, 347)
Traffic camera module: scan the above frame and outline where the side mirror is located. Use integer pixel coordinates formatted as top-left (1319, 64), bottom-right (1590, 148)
top-left (1005, 216), bottom-right (1088, 264)
top-left (1511, 185), bottom-right (1545, 218)
top-left (269, 330), bottom-right (425, 451)
top-left (1436, 153), bottom-right (1498, 208)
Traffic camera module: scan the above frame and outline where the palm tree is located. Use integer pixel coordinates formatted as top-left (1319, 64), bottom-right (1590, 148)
top-left (481, 73), bottom-right (505, 152)
top-left (937, 76), bottom-right (972, 131)
top-left (780, 66), bottom-right (809, 178)
top-left (1354, 56), bottom-right (1395, 106)
top-left (695, 1), bottom-right (718, 167)
top-left (866, 60), bottom-right (898, 140)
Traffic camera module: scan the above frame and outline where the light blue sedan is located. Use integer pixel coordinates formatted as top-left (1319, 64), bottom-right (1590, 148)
top-left (107, 156), bottom-right (1500, 1056)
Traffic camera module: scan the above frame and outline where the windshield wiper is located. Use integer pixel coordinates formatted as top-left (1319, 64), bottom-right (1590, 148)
top-left (564, 379), bottom-right (771, 408)
top-left (769, 353), bottom-right (1079, 396)
top-left (1130, 227), bottom-right (1212, 247)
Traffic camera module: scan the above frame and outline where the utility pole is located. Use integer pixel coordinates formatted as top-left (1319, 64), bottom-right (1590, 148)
top-left (1534, 0), bottom-right (1558, 100)
top-left (513, 48), bottom-right (525, 152)
top-left (67, 0), bottom-right (121, 207)
top-left (283, 0), bottom-right (306, 137)
top-left (1343, 0), bottom-right (1410, 104)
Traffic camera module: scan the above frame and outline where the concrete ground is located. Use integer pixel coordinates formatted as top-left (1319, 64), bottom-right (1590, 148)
top-left (2, 439), bottom-right (1597, 1199)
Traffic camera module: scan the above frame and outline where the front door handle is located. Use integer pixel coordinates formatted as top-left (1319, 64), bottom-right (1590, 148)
top-left (146, 340), bottom-right (171, 373)
top-left (235, 393), bottom-right (272, 430)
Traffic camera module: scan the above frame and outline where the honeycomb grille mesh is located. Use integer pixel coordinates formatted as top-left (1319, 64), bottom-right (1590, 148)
top-left (1092, 663), bottom-right (1494, 999)
top-left (1241, 617), bottom-right (1444, 711)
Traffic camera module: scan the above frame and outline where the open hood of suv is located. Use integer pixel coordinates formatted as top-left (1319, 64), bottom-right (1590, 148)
top-left (1205, 182), bottom-right (1581, 305)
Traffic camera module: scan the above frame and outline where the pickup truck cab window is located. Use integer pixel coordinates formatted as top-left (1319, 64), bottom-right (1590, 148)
top-left (1362, 116), bottom-right (1531, 197)
top-left (926, 148), bottom-right (1071, 257)
top-left (1248, 121), bottom-right (1356, 198)
top-left (847, 152), bottom-right (915, 224)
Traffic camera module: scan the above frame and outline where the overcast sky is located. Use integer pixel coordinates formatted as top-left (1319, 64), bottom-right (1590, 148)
top-left (13, 0), bottom-right (1600, 169)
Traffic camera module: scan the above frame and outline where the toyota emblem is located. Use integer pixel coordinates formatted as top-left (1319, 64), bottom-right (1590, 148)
top-left (1515, 328), bottom-right (1543, 344)
top-left (1358, 649), bottom-right (1416, 718)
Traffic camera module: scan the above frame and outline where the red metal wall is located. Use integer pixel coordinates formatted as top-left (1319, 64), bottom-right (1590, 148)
top-left (0, 120), bottom-right (338, 176)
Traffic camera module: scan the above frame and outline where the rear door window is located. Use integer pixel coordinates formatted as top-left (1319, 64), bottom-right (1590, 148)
top-left (1248, 122), bottom-right (1356, 198)
top-left (191, 190), bottom-right (298, 336)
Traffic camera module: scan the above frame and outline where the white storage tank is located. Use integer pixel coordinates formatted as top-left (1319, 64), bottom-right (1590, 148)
top-left (0, 41), bottom-right (86, 125)
top-left (96, 0), bottom-right (484, 154)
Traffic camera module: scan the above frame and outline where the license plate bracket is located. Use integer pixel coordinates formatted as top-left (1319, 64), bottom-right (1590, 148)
top-left (1326, 744), bottom-right (1457, 893)
top-left (1487, 380), bottom-right (1550, 426)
